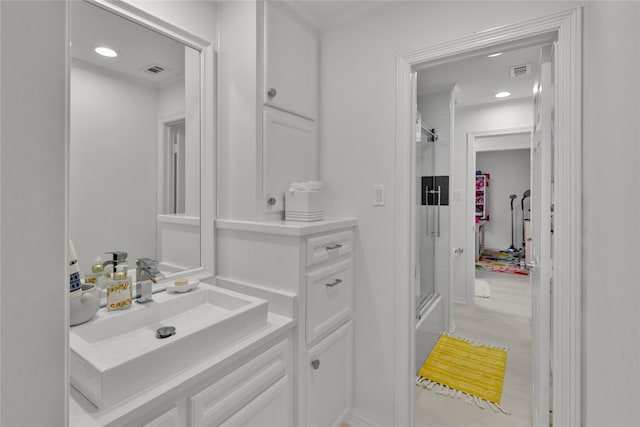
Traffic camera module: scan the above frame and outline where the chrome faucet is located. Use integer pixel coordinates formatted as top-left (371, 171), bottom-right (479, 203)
top-left (135, 258), bottom-right (164, 304)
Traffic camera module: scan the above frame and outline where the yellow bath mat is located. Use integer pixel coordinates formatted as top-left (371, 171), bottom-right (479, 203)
top-left (416, 334), bottom-right (509, 414)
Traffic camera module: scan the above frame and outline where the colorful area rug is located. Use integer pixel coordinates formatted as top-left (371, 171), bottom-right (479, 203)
top-left (416, 334), bottom-right (510, 414)
top-left (476, 249), bottom-right (529, 276)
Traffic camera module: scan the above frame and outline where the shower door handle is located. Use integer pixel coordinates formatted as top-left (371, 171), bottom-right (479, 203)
top-left (436, 186), bottom-right (441, 238)
top-left (424, 186), bottom-right (430, 236)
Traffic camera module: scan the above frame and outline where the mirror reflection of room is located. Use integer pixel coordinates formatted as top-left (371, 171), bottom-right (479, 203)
top-left (69, 1), bottom-right (201, 276)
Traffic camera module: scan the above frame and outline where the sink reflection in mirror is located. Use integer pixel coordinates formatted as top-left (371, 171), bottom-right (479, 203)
top-left (69, 0), bottom-right (201, 277)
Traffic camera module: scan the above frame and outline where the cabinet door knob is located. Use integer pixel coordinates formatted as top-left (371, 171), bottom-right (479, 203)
top-left (267, 197), bottom-right (276, 206)
top-left (454, 247), bottom-right (464, 254)
top-left (311, 359), bottom-right (320, 370)
top-left (268, 88), bottom-right (277, 98)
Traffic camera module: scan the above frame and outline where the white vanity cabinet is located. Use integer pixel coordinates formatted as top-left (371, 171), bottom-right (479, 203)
top-left (261, 1), bottom-right (317, 120)
top-left (117, 338), bottom-right (292, 427)
top-left (71, 331), bottom-right (294, 427)
top-left (216, 218), bottom-right (357, 427)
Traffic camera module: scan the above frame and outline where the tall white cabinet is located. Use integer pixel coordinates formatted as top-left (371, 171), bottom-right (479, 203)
top-left (217, 0), bottom-right (320, 221)
top-left (259, 1), bottom-right (318, 216)
top-left (216, 218), bottom-right (357, 427)
top-left (261, 1), bottom-right (317, 120)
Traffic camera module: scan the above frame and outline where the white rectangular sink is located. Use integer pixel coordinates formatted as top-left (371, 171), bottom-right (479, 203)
top-left (70, 283), bottom-right (268, 410)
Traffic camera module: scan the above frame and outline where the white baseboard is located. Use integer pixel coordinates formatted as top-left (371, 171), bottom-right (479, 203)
top-left (453, 296), bottom-right (467, 304)
top-left (347, 409), bottom-right (386, 427)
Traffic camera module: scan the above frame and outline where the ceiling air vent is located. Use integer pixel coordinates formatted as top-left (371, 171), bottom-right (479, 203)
top-left (141, 64), bottom-right (165, 76)
top-left (510, 64), bottom-right (531, 78)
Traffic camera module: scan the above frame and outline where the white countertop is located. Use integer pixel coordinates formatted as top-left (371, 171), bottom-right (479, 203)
top-left (69, 312), bottom-right (294, 426)
top-left (215, 217), bottom-right (357, 237)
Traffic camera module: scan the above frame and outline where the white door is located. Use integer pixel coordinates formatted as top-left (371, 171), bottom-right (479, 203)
top-left (530, 44), bottom-right (554, 427)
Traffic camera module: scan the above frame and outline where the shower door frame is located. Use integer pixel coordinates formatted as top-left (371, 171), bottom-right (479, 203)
top-left (393, 8), bottom-right (582, 427)
top-left (415, 127), bottom-right (438, 318)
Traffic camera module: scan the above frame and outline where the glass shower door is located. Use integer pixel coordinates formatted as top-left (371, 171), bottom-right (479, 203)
top-left (416, 127), bottom-right (437, 316)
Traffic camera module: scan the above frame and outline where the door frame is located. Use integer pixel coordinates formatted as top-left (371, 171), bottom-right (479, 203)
top-left (393, 8), bottom-right (582, 426)
top-left (465, 126), bottom-right (532, 304)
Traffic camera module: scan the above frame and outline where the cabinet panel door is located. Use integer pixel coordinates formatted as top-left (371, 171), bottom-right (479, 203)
top-left (263, 2), bottom-right (317, 119)
top-left (306, 321), bottom-right (353, 427)
top-left (219, 376), bottom-right (292, 427)
top-left (262, 109), bottom-right (316, 212)
top-left (306, 259), bottom-right (352, 345)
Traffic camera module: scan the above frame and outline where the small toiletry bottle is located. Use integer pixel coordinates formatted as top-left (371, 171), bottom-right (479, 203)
top-left (107, 267), bottom-right (132, 311)
top-left (85, 257), bottom-right (108, 289)
top-left (69, 240), bottom-right (82, 297)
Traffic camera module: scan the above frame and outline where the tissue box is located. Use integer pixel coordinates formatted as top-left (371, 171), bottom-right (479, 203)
top-left (285, 190), bottom-right (323, 221)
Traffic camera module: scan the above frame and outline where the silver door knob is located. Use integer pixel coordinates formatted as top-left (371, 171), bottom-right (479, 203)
top-left (311, 359), bottom-right (320, 370)
top-left (268, 88), bottom-right (277, 98)
top-left (454, 247), bottom-right (464, 254)
top-left (267, 197), bottom-right (276, 206)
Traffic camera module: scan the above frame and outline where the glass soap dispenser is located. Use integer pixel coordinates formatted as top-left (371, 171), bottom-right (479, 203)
top-left (107, 266), bottom-right (132, 311)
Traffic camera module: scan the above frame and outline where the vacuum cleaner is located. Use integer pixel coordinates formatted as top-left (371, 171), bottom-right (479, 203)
top-left (521, 190), bottom-right (531, 246)
top-left (520, 190), bottom-right (531, 258)
top-left (508, 194), bottom-right (517, 252)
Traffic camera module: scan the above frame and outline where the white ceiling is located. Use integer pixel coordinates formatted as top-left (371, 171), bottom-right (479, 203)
top-left (417, 44), bottom-right (543, 107)
top-left (286, 0), bottom-right (396, 29)
top-left (70, 1), bottom-right (186, 86)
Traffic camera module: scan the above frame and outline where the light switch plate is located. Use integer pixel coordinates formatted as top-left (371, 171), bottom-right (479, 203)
top-left (373, 185), bottom-right (385, 206)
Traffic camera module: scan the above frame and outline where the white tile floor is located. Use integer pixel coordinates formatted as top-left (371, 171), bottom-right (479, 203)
top-left (415, 270), bottom-right (532, 427)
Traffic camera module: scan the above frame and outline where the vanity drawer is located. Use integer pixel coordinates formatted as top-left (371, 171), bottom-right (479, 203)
top-left (306, 259), bottom-right (352, 344)
top-left (306, 230), bottom-right (353, 267)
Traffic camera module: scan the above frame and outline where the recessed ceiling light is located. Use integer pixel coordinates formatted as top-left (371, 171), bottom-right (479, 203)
top-left (487, 52), bottom-right (503, 58)
top-left (494, 91), bottom-right (511, 98)
top-left (94, 47), bottom-right (118, 58)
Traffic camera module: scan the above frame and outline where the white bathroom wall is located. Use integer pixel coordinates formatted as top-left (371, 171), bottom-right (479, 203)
top-left (582, 3), bottom-right (640, 423)
top-left (157, 78), bottom-right (184, 117)
top-left (320, 2), bottom-right (640, 425)
top-left (184, 48), bottom-right (200, 218)
top-left (0, 2), bottom-right (67, 425)
top-left (476, 148), bottom-right (530, 250)
top-left (70, 64), bottom-right (157, 271)
top-left (215, 1), bottom-right (259, 221)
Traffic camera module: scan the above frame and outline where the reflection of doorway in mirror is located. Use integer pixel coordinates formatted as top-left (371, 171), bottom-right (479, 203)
top-left (165, 120), bottom-right (186, 215)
